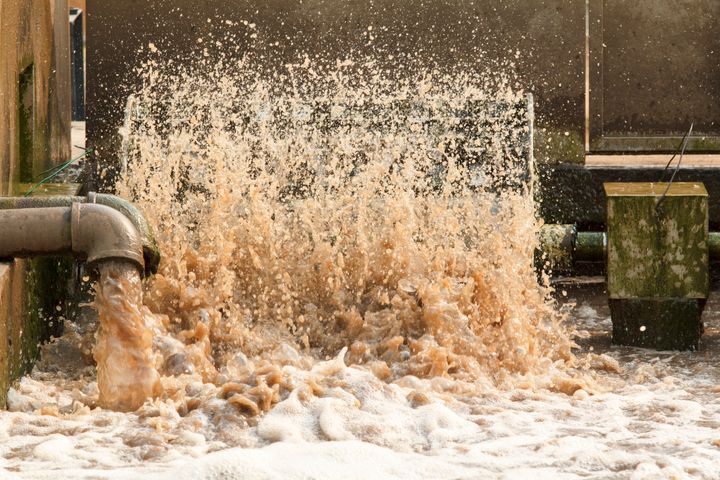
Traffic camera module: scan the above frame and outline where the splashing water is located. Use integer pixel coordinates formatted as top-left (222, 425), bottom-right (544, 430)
top-left (4, 52), bottom-right (720, 480)
top-left (107, 52), bottom-right (579, 415)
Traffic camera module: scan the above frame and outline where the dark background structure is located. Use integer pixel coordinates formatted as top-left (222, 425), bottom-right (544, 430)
top-left (86, 0), bottom-right (720, 225)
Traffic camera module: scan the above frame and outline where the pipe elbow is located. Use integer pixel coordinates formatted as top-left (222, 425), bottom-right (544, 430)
top-left (71, 203), bottom-right (145, 273)
top-left (86, 193), bottom-right (161, 275)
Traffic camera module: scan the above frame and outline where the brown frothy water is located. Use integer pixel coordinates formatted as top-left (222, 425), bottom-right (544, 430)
top-left (105, 52), bottom-right (581, 415)
top-left (93, 262), bottom-right (163, 411)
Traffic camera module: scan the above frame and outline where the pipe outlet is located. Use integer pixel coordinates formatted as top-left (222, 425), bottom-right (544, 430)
top-left (71, 203), bottom-right (145, 271)
top-left (0, 193), bottom-right (160, 275)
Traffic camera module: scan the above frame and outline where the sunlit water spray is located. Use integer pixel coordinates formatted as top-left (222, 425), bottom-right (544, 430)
top-left (109, 52), bottom-right (582, 409)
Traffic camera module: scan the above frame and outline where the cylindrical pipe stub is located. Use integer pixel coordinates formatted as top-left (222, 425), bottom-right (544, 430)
top-left (537, 224), bottom-right (576, 273)
top-left (709, 232), bottom-right (720, 262)
top-left (71, 203), bottom-right (145, 272)
top-left (575, 232), bottom-right (606, 262)
top-left (0, 207), bottom-right (73, 258)
top-left (536, 226), bottom-right (606, 274)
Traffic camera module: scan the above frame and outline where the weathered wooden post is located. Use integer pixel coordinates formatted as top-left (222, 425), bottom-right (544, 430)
top-left (605, 182), bottom-right (708, 350)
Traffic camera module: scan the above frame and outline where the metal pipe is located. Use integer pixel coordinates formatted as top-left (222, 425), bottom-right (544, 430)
top-left (537, 224), bottom-right (576, 272)
top-left (709, 232), bottom-right (720, 261)
top-left (540, 226), bottom-right (720, 272)
top-left (0, 193), bottom-right (159, 274)
top-left (537, 225), bottom-right (605, 273)
top-left (71, 203), bottom-right (145, 269)
top-left (575, 231), bottom-right (606, 262)
top-left (0, 208), bottom-right (72, 257)
top-left (0, 204), bottom-right (144, 273)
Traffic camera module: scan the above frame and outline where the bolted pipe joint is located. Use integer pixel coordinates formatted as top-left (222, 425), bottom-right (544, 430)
top-left (71, 203), bottom-right (145, 272)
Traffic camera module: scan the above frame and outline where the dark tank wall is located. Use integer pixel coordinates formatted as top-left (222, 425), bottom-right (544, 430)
top-left (86, 1), bottom-right (586, 169)
top-left (86, 1), bottom-right (720, 225)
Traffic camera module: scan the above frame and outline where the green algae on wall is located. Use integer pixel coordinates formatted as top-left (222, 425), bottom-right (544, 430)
top-left (605, 182), bottom-right (709, 299)
top-left (14, 257), bottom-right (77, 379)
top-left (0, 183), bottom-right (82, 408)
top-left (605, 182), bottom-right (709, 350)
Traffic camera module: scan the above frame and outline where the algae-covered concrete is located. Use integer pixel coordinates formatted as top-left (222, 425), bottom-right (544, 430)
top-left (0, 0), bottom-right (71, 195)
top-left (605, 182), bottom-right (709, 350)
top-left (0, 257), bottom-right (74, 408)
top-left (606, 182), bottom-right (709, 299)
top-left (0, 184), bottom-right (82, 408)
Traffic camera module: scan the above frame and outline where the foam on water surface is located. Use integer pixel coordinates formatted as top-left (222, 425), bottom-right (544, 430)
top-left (2, 340), bottom-right (720, 479)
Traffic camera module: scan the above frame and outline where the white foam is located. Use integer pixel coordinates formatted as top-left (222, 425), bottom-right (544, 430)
top-left (2, 351), bottom-right (720, 479)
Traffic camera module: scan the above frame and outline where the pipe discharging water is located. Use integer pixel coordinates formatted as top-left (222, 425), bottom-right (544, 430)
top-left (0, 198), bottom-right (163, 411)
top-left (93, 261), bottom-right (163, 411)
top-left (113, 53), bottom-right (580, 400)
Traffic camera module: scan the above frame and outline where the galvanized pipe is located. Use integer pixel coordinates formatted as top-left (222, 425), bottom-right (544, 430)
top-left (575, 231), bottom-right (606, 262)
top-left (539, 225), bottom-right (720, 272)
top-left (709, 232), bottom-right (720, 261)
top-left (536, 225), bottom-right (606, 273)
top-left (0, 208), bottom-right (73, 257)
top-left (0, 204), bottom-right (145, 273)
top-left (0, 193), bottom-right (159, 274)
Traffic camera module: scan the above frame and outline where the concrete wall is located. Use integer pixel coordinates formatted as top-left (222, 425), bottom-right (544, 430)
top-left (0, 0), bottom-right (72, 406)
top-left (0, 265), bottom-right (10, 405)
top-left (0, 0), bottom-right (71, 195)
top-left (588, 0), bottom-right (720, 152)
top-left (86, 0), bottom-right (586, 176)
top-left (86, 1), bottom-right (720, 224)
top-left (0, 253), bottom-right (76, 407)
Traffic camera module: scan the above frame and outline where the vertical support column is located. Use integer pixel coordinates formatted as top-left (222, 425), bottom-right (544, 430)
top-left (17, 64), bottom-right (35, 182)
top-left (605, 182), bottom-right (709, 350)
top-left (69, 8), bottom-right (85, 121)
